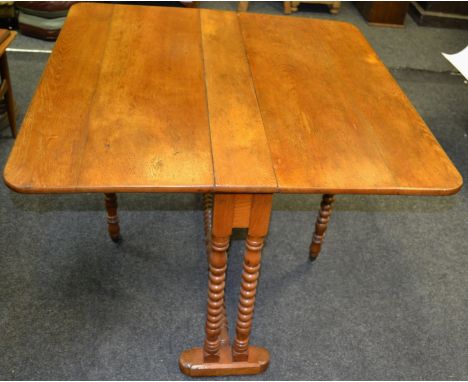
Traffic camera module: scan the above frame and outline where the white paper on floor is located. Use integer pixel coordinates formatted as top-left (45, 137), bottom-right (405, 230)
top-left (442, 45), bottom-right (468, 80)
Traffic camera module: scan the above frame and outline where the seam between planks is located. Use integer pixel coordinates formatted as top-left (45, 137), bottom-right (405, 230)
top-left (236, 13), bottom-right (279, 193)
top-left (198, 9), bottom-right (217, 193)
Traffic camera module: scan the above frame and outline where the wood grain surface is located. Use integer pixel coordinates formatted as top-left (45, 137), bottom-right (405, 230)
top-left (239, 12), bottom-right (462, 195)
top-left (200, 10), bottom-right (276, 193)
top-left (4, 4), bottom-right (213, 193)
top-left (4, 4), bottom-right (462, 196)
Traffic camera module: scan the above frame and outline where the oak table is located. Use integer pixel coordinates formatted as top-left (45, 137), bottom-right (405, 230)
top-left (3, 3), bottom-right (462, 377)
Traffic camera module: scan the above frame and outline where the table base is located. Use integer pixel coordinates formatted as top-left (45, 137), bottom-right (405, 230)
top-left (179, 346), bottom-right (269, 377)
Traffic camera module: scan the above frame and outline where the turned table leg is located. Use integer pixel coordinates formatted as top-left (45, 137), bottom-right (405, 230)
top-left (202, 193), bottom-right (229, 344)
top-left (203, 193), bottom-right (213, 258)
top-left (180, 193), bottom-right (272, 377)
top-left (309, 194), bottom-right (334, 261)
top-left (104, 193), bottom-right (121, 242)
top-left (232, 194), bottom-right (271, 361)
top-left (203, 194), bottom-right (233, 362)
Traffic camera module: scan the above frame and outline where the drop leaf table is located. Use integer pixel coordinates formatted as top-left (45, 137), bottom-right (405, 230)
top-left (3, 3), bottom-right (462, 377)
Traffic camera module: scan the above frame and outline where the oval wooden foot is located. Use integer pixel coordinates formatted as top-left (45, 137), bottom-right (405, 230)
top-left (179, 345), bottom-right (269, 377)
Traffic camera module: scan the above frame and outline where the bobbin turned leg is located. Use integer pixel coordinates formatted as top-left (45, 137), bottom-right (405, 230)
top-left (203, 193), bottom-right (213, 257)
top-left (309, 194), bottom-right (334, 261)
top-left (232, 194), bottom-right (272, 362)
top-left (180, 193), bottom-right (272, 377)
top-left (104, 193), bottom-right (120, 242)
top-left (203, 194), bottom-right (231, 361)
top-left (202, 193), bottom-right (229, 344)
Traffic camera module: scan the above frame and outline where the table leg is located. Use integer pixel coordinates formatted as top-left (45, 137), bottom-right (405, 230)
top-left (202, 193), bottom-right (229, 344)
top-left (104, 193), bottom-right (121, 242)
top-left (329, 1), bottom-right (341, 15)
top-left (232, 194), bottom-right (271, 361)
top-left (309, 194), bottom-right (334, 261)
top-left (237, 1), bottom-right (249, 12)
top-left (203, 193), bottom-right (213, 258)
top-left (203, 194), bottom-right (232, 362)
top-left (179, 193), bottom-right (272, 377)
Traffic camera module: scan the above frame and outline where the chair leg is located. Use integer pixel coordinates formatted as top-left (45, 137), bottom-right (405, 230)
top-left (309, 194), bottom-right (334, 261)
top-left (237, 1), bottom-right (249, 12)
top-left (329, 1), bottom-right (341, 15)
top-left (0, 53), bottom-right (17, 138)
top-left (104, 193), bottom-right (121, 242)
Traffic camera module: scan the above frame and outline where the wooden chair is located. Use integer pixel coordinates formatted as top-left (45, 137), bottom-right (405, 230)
top-left (285, 1), bottom-right (341, 15)
top-left (0, 29), bottom-right (17, 137)
top-left (238, 1), bottom-right (298, 14)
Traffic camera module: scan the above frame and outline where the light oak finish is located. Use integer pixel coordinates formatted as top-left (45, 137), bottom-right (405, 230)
top-left (238, 12), bottom-right (462, 195)
top-left (4, 7), bottom-right (461, 196)
top-left (4, 4), bottom-right (213, 193)
top-left (200, 10), bottom-right (277, 193)
top-left (3, 3), bottom-right (463, 378)
top-left (0, 30), bottom-right (17, 138)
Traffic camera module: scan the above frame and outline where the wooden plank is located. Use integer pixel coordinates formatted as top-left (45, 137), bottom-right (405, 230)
top-left (200, 10), bottom-right (277, 193)
top-left (232, 194), bottom-right (253, 228)
top-left (4, 4), bottom-right (114, 193)
top-left (239, 13), bottom-right (462, 195)
top-left (5, 3), bottom-right (214, 193)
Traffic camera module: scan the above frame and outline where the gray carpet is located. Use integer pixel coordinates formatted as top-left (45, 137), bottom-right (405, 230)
top-left (1, 2), bottom-right (467, 380)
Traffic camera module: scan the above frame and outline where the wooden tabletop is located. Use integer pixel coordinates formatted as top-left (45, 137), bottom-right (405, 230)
top-left (4, 3), bottom-right (462, 195)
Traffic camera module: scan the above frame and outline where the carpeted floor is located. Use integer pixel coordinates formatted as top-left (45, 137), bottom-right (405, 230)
top-left (0, 2), bottom-right (467, 380)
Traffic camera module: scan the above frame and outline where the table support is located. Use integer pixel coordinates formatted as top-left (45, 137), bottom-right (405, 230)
top-left (309, 194), bottom-right (334, 261)
top-left (179, 193), bottom-right (272, 377)
top-left (202, 193), bottom-right (229, 345)
top-left (104, 193), bottom-right (120, 242)
top-left (203, 193), bottom-right (213, 258)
